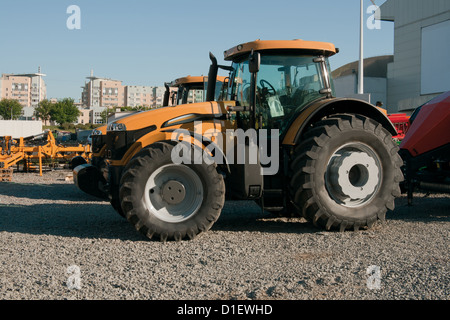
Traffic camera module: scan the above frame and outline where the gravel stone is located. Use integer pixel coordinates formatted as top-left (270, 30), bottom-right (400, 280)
top-left (0, 169), bottom-right (449, 300)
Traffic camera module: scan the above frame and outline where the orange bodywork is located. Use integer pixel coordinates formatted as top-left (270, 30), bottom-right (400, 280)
top-left (169, 75), bottom-right (227, 87)
top-left (108, 100), bottom-right (237, 166)
top-left (224, 39), bottom-right (337, 60)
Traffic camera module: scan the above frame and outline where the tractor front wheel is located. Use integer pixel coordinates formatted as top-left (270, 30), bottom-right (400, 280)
top-left (119, 141), bottom-right (225, 241)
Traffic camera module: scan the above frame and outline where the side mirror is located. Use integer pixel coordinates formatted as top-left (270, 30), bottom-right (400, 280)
top-left (249, 51), bottom-right (260, 74)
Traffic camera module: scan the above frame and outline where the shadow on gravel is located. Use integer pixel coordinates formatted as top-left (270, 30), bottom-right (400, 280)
top-left (214, 201), bottom-right (320, 235)
top-left (0, 183), bottom-right (319, 240)
top-left (0, 200), bottom-right (319, 241)
top-left (3, 183), bottom-right (446, 241)
top-left (0, 182), bottom-right (144, 240)
top-left (388, 194), bottom-right (450, 222)
top-left (0, 202), bottom-right (145, 241)
top-left (0, 182), bottom-right (101, 202)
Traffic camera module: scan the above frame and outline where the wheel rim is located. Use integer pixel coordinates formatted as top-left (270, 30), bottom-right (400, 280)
top-left (143, 164), bottom-right (204, 223)
top-left (325, 142), bottom-right (382, 208)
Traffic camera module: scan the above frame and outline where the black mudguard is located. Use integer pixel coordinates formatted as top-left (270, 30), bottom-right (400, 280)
top-left (73, 164), bottom-right (108, 199)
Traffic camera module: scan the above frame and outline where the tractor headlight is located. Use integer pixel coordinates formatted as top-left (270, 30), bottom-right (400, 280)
top-left (107, 123), bottom-right (127, 132)
top-left (92, 129), bottom-right (103, 136)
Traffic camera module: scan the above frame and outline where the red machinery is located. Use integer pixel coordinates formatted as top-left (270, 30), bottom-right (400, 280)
top-left (389, 113), bottom-right (410, 142)
top-left (399, 91), bottom-right (450, 204)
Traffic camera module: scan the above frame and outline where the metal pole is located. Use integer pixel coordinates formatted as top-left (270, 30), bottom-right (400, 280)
top-left (358, 0), bottom-right (364, 94)
top-left (38, 66), bottom-right (41, 107)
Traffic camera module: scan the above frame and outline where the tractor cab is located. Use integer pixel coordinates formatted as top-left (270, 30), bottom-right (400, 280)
top-left (164, 75), bottom-right (227, 106)
top-left (222, 40), bottom-right (337, 136)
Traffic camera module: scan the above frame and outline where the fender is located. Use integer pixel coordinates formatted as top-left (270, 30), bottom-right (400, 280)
top-left (161, 129), bottom-right (231, 174)
top-left (282, 98), bottom-right (397, 146)
top-left (108, 131), bottom-right (173, 167)
top-left (109, 129), bottom-right (231, 174)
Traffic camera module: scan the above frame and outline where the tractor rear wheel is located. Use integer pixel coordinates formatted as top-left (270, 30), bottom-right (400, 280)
top-left (289, 114), bottom-right (403, 231)
top-left (119, 141), bottom-right (225, 241)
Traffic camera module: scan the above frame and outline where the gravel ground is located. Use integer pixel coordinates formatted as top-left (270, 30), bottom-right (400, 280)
top-left (0, 169), bottom-right (449, 301)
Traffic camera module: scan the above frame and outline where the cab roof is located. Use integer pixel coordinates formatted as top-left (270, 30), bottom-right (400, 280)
top-left (224, 39), bottom-right (337, 61)
top-left (169, 75), bottom-right (227, 87)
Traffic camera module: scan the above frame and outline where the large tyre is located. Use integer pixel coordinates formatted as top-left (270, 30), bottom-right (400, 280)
top-left (119, 141), bottom-right (225, 241)
top-left (289, 114), bottom-right (403, 231)
top-left (111, 198), bottom-right (126, 218)
top-left (96, 159), bottom-right (125, 219)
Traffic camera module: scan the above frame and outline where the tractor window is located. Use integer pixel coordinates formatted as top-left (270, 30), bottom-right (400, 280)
top-left (229, 61), bottom-right (252, 108)
top-left (256, 55), bottom-right (333, 134)
top-left (228, 61), bottom-right (254, 129)
top-left (176, 85), bottom-right (206, 105)
top-left (176, 87), bottom-right (184, 105)
top-left (204, 78), bottom-right (227, 101)
top-left (228, 55), bottom-right (334, 133)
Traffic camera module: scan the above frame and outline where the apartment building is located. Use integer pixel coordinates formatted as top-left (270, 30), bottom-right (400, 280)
top-left (0, 71), bottom-right (47, 108)
top-left (77, 108), bottom-right (91, 125)
top-left (152, 86), bottom-right (166, 107)
top-left (81, 72), bottom-right (167, 110)
top-left (125, 85), bottom-right (154, 107)
top-left (81, 74), bottom-right (125, 108)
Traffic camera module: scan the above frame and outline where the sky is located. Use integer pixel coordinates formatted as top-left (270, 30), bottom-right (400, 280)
top-left (0, 0), bottom-right (393, 100)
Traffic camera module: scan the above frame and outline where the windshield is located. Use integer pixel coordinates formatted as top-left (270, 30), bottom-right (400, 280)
top-left (203, 77), bottom-right (228, 101)
top-left (176, 80), bottom-right (226, 105)
top-left (228, 54), bottom-right (334, 134)
top-left (176, 84), bottom-right (205, 105)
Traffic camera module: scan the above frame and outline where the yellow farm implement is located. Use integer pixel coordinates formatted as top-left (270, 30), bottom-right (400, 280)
top-left (0, 130), bottom-right (91, 178)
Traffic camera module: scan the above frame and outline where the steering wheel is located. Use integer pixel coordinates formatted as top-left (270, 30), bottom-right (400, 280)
top-left (259, 79), bottom-right (276, 95)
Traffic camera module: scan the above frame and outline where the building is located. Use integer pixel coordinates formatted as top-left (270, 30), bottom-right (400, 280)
top-left (0, 69), bottom-right (47, 108)
top-left (378, 0), bottom-right (450, 113)
top-left (81, 72), bottom-right (125, 108)
top-left (89, 106), bottom-right (107, 125)
top-left (332, 55), bottom-right (393, 107)
top-left (81, 71), bottom-right (166, 112)
top-left (20, 106), bottom-right (37, 121)
top-left (125, 85), bottom-right (154, 108)
top-left (152, 86), bottom-right (166, 108)
top-left (77, 108), bottom-right (91, 125)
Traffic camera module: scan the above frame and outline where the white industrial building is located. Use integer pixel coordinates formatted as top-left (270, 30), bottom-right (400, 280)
top-left (332, 0), bottom-right (450, 114)
top-left (0, 120), bottom-right (42, 138)
top-left (378, 0), bottom-right (450, 113)
top-left (332, 55), bottom-right (393, 107)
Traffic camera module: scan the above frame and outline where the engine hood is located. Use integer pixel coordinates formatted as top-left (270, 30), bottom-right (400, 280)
top-left (109, 101), bottom-right (228, 132)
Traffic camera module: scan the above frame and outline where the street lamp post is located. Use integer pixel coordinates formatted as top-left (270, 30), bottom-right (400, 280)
top-left (358, 0), bottom-right (364, 95)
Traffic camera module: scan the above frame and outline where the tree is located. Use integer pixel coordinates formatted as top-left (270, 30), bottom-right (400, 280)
top-left (100, 109), bottom-right (109, 124)
top-left (34, 99), bottom-right (54, 125)
top-left (49, 98), bottom-right (80, 125)
top-left (0, 99), bottom-right (23, 120)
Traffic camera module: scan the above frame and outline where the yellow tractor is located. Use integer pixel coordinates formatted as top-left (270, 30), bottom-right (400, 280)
top-left (74, 75), bottom-right (227, 215)
top-left (74, 39), bottom-right (403, 241)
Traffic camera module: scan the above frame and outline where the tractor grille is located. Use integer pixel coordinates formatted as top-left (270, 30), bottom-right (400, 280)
top-left (91, 135), bottom-right (106, 154)
top-left (105, 125), bottom-right (157, 161)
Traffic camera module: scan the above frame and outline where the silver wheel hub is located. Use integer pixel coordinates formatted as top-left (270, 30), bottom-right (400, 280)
top-left (326, 143), bottom-right (382, 207)
top-left (143, 164), bottom-right (203, 223)
top-left (161, 180), bottom-right (186, 205)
